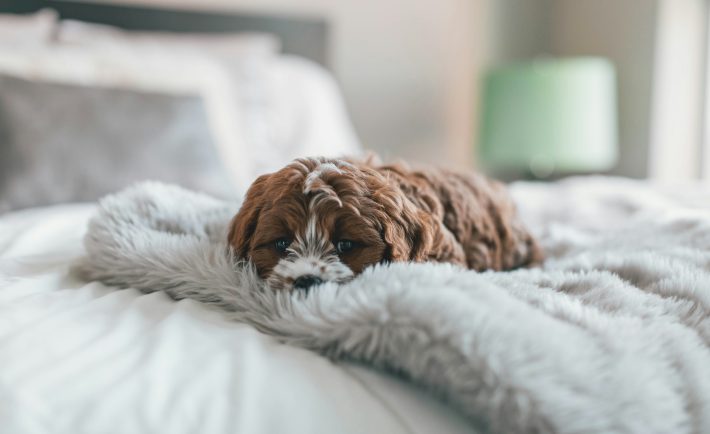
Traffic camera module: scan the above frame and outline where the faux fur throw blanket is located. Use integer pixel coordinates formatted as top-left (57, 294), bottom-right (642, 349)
top-left (74, 179), bottom-right (710, 434)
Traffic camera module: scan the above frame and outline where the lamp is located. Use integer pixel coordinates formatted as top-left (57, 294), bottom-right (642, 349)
top-left (479, 57), bottom-right (618, 178)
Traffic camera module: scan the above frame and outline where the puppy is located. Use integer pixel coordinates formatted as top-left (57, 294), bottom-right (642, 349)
top-left (228, 156), bottom-right (542, 291)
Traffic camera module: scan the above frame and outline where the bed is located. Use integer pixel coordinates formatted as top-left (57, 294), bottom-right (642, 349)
top-left (2, 177), bottom-right (709, 433)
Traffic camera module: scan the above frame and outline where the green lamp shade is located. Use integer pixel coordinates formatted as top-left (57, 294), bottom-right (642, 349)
top-left (479, 57), bottom-right (618, 175)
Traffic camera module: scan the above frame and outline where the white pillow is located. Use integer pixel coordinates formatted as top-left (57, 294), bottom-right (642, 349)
top-left (54, 20), bottom-right (361, 184)
top-left (0, 9), bottom-right (58, 45)
top-left (56, 19), bottom-right (280, 58)
top-left (0, 72), bottom-right (239, 212)
top-left (0, 44), bottom-right (252, 192)
top-left (1, 20), bottom-right (361, 194)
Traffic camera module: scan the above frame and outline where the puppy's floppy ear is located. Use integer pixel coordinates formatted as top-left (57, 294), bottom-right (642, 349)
top-left (228, 174), bottom-right (270, 259)
top-left (374, 184), bottom-right (435, 262)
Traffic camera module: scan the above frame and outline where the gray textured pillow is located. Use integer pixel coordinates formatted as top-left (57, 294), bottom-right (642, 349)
top-left (0, 74), bottom-right (236, 213)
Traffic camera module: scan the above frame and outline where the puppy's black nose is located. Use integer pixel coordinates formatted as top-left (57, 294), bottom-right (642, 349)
top-left (293, 275), bottom-right (324, 290)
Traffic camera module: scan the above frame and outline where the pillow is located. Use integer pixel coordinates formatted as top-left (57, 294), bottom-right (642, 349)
top-left (56, 19), bottom-right (280, 58)
top-left (52, 23), bottom-right (361, 187)
top-left (236, 55), bottom-right (362, 177)
top-left (0, 9), bottom-right (57, 46)
top-left (0, 43), bottom-right (252, 196)
top-left (0, 73), bottom-right (237, 213)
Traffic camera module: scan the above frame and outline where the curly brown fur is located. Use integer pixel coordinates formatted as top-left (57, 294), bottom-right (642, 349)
top-left (228, 156), bottom-right (542, 291)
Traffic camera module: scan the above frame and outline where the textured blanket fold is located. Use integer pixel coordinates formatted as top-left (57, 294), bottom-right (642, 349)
top-left (74, 180), bottom-right (710, 434)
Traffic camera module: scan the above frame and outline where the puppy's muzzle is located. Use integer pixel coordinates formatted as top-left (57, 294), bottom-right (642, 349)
top-left (293, 274), bottom-right (324, 290)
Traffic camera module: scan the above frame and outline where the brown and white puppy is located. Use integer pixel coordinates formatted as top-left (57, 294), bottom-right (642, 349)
top-left (228, 156), bottom-right (542, 291)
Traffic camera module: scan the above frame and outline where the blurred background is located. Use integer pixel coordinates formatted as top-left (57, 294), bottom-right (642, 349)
top-left (0, 0), bottom-right (708, 212)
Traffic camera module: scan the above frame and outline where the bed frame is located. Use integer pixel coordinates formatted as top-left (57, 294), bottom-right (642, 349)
top-left (0, 0), bottom-right (330, 67)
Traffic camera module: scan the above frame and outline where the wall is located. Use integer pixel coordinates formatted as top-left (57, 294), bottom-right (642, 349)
top-left (481, 0), bottom-right (551, 67)
top-left (549, 0), bottom-right (660, 178)
top-left (74, 0), bottom-right (480, 169)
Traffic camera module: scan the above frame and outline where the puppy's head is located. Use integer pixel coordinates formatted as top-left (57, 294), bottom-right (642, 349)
top-left (228, 157), bottom-right (433, 291)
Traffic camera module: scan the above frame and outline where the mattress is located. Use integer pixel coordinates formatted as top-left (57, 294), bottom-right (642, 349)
top-left (0, 204), bottom-right (473, 434)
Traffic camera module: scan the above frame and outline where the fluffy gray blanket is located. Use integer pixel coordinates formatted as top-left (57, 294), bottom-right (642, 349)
top-left (74, 179), bottom-right (710, 434)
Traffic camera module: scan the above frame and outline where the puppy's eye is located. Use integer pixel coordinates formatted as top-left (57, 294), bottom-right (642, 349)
top-left (336, 240), bottom-right (355, 254)
top-left (274, 238), bottom-right (291, 254)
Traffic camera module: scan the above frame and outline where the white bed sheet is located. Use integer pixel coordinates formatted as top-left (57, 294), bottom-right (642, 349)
top-left (0, 205), bottom-right (474, 434)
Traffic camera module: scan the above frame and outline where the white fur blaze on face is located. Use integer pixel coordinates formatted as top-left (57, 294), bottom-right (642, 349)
top-left (267, 254), bottom-right (354, 290)
top-left (266, 161), bottom-right (357, 291)
top-left (303, 160), bottom-right (349, 209)
top-left (303, 162), bottom-right (342, 194)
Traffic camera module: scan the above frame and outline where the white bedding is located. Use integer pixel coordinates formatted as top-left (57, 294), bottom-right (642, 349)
top-left (0, 205), bottom-right (472, 434)
top-left (3, 176), bottom-right (709, 434)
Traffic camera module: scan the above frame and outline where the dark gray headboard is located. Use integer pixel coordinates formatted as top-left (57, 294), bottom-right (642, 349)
top-left (0, 0), bottom-right (330, 67)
